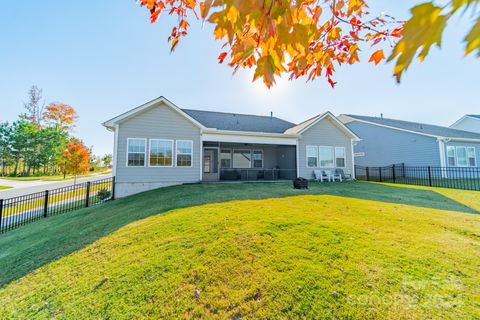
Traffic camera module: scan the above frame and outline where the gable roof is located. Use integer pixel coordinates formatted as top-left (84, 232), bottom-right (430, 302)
top-left (450, 114), bottom-right (480, 128)
top-left (285, 111), bottom-right (360, 140)
top-left (102, 96), bottom-right (206, 130)
top-left (182, 109), bottom-right (295, 134)
top-left (343, 114), bottom-right (480, 140)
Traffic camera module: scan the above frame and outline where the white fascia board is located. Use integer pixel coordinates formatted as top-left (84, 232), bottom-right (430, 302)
top-left (444, 137), bottom-right (480, 143)
top-left (201, 131), bottom-right (298, 145)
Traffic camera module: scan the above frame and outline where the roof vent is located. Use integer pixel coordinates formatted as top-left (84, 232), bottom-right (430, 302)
top-left (270, 111), bottom-right (273, 119)
top-left (380, 113), bottom-right (383, 119)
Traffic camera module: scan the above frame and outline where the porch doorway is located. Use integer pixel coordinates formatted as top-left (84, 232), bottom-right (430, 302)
top-left (203, 148), bottom-right (219, 181)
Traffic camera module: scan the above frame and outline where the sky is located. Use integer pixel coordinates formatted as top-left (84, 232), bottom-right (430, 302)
top-left (1, 1), bottom-right (479, 155)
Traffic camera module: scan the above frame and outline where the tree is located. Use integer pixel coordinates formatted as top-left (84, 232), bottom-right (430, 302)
top-left (61, 138), bottom-right (91, 184)
top-left (21, 85), bottom-right (45, 127)
top-left (139, 0), bottom-right (480, 86)
top-left (43, 103), bottom-right (79, 132)
top-left (0, 122), bottom-right (13, 176)
top-left (102, 154), bottom-right (112, 168)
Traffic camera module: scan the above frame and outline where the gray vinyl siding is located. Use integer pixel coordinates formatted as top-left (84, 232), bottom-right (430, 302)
top-left (116, 102), bottom-right (201, 183)
top-left (444, 141), bottom-right (480, 167)
top-left (346, 121), bottom-right (441, 167)
top-left (298, 117), bottom-right (354, 180)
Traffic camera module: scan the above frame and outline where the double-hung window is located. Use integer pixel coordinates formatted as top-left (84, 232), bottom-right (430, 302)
top-left (253, 150), bottom-right (263, 168)
top-left (335, 147), bottom-right (346, 168)
top-left (319, 146), bottom-right (334, 168)
top-left (447, 146), bottom-right (456, 166)
top-left (456, 147), bottom-right (468, 167)
top-left (467, 147), bottom-right (476, 167)
top-left (306, 146), bottom-right (318, 168)
top-left (176, 140), bottom-right (193, 167)
top-left (127, 138), bottom-right (146, 167)
top-left (149, 139), bottom-right (173, 167)
top-left (220, 149), bottom-right (232, 168)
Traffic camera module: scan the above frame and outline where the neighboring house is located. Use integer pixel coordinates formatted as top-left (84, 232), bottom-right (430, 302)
top-left (103, 96), bottom-right (359, 197)
top-left (339, 114), bottom-right (480, 169)
top-left (450, 115), bottom-right (480, 134)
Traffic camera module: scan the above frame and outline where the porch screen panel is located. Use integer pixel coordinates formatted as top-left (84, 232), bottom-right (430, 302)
top-left (233, 150), bottom-right (251, 168)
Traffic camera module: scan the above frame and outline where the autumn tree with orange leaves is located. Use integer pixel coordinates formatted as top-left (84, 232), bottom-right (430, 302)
top-left (60, 138), bottom-right (91, 183)
top-left (138, 0), bottom-right (480, 87)
top-left (43, 103), bottom-right (79, 132)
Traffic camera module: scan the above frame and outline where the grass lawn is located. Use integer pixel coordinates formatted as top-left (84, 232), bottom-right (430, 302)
top-left (0, 181), bottom-right (478, 318)
top-left (0, 186), bottom-right (11, 190)
top-left (1, 170), bottom-right (110, 181)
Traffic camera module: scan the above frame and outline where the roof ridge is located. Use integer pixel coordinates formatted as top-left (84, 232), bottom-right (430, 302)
top-left (181, 108), bottom-right (294, 123)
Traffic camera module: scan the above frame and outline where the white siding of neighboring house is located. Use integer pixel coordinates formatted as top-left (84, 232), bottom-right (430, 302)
top-left (451, 117), bottom-right (480, 134)
top-left (298, 117), bottom-right (354, 180)
top-left (115, 101), bottom-right (201, 197)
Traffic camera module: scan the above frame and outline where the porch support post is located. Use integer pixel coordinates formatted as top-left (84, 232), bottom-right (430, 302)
top-left (199, 134), bottom-right (203, 181)
top-left (295, 139), bottom-right (300, 178)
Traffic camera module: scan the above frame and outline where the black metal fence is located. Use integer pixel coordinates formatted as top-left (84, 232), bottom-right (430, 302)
top-left (0, 177), bottom-right (115, 233)
top-left (355, 164), bottom-right (480, 191)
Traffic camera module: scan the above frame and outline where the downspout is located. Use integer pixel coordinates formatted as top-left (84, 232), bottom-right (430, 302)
top-left (296, 137), bottom-right (300, 178)
top-left (437, 138), bottom-right (447, 178)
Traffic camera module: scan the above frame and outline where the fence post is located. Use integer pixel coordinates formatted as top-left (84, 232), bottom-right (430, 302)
top-left (379, 167), bottom-right (382, 182)
top-left (428, 166), bottom-right (432, 187)
top-left (0, 199), bottom-right (3, 232)
top-left (85, 182), bottom-right (91, 208)
top-left (392, 165), bottom-right (396, 183)
top-left (366, 167), bottom-right (370, 181)
top-left (111, 176), bottom-right (115, 200)
top-left (402, 163), bottom-right (406, 178)
top-left (43, 190), bottom-right (49, 217)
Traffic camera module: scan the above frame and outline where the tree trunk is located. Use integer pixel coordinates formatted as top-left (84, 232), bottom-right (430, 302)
top-left (14, 160), bottom-right (19, 176)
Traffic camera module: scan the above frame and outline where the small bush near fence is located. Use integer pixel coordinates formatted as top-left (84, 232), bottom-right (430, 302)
top-left (355, 164), bottom-right (480, 191)
top-left (0, 177), bottom-right (115, 234)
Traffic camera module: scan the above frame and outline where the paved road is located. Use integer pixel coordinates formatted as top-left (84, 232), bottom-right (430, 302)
top-left (0, 173), bottom-right (112, 199)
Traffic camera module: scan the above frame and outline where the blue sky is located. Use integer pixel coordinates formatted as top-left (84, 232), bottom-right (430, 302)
top-left (1, 1), bottom-right (479, 155)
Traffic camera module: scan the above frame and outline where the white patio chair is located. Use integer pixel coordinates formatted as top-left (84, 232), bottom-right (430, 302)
top-left (314, 170), bottom-right (331, 182)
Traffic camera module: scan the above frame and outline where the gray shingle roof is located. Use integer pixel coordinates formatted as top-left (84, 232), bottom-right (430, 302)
top-left (345, 114), bottom-right (480, 140)
top-left (182, 109), bottom-right (295, 134)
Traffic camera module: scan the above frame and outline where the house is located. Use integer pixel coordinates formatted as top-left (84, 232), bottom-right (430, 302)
top-left (102, 96), bottom-right (360, 197)
top-left (450, 115), bottom-right (480, 134)
top-left (339, 114), bottom-right (480, 169)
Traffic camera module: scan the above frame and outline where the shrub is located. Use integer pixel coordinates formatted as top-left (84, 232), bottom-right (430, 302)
top-left (96, 188), bottom-right (111, 201)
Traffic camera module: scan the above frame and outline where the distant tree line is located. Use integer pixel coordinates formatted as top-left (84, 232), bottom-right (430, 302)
top-left (0, 86), bottom-right (110, 178)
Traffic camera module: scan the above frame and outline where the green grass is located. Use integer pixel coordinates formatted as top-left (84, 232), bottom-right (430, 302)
top-left (1, 190), bottom-right (479, 318)
top-left (1, 170), bottom-right (110, 181)
top-left (0, 186), bottom-right (11, 190)
top-left (0, 182), bottom-right (479, 318)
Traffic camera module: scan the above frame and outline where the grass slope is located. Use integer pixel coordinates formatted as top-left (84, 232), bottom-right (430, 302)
top-left (1, 195), bottom-right (479, 319)
top-left (0, 186), bottom-right (11, 190)
top-left (0, 181), bottom-right (476, 288)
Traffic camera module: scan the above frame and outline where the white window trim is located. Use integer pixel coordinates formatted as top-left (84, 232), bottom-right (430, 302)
top-left (175, 140), bottom-right (194, 168)
top-left (319, 146), bottom-right (335, 168)
top-left (455, 146), bottom-right (468, 167)
top-left (252, 150), bottom-right (264, 169)
top-left (335, 147), bottom-right (346, 168)
top-left (148, 139), bottom-right (174, 168)
top-left (467, 147), bottom-right (477, 167)
top-left (232, 149), bottom-right (252, 169)
top-left (446, 145), bottom-right (456, 167)
top-left (126, 138), bottom-right (147, 167)
top-left (306, 145), bottom-right (318, 168)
